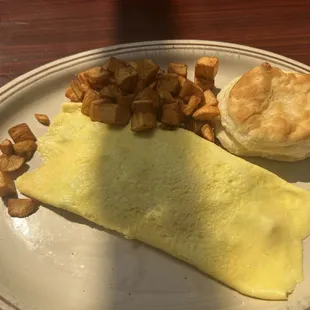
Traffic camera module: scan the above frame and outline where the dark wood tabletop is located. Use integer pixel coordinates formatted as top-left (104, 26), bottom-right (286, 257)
top-left (1, 0), bottom-right (309, 88)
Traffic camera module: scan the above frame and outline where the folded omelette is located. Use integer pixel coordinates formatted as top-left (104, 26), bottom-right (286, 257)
top-left (16, 102), bottom-right (310, 300)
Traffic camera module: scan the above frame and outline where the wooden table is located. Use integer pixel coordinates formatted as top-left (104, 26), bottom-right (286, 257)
top-left (1, 0), bottom-right (309, 87)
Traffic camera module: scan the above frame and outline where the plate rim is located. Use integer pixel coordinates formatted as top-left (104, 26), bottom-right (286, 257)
top-left (0, 39), bottom-right (309, 104)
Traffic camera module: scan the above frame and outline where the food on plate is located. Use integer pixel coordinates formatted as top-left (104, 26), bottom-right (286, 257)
top-left (13, 140), bottom-right (37, 161)
top-left (168, 62), bottom-right (187, 78)
top-left (35, 113), bottom-right (50, 126)
top-left (64, 56), bottom-right (219, 142)
top-left (216, 62), bottom-right (310, 161)
top-left (193, 104), bottom-right (220, 121)
top-left (183, 95), bottom-right (201, 116)
top-left (7, 198), bottom-right (38, 218)
top-left (195, 56), bottom-right (219, 80)
top-left (0, 171), bottom-right (16, 197)
top-left (0, 139), bottom-right (14, 155)
top-left (0, 122), bottom-right (39, 211)
top-left (16, 102), bottom-right (310, 300)
top-left (8, 123), bottom-right (37, 143)
top-left (0, 154), bottom-right (25, 172)
top-left (201, 123), bottom-right (215, 142)
top-left (131, 100), bottom-right (156, 131)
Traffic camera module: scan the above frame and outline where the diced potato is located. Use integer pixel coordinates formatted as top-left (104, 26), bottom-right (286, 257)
top-left (195, 56), bottom-right (219, 80)
top-left (70, 79), bottom-right (85, 101)
top-left (161, 100), bottom-right (184, 127)
top-left (13, 140), bottom-right (37, 161)
top-left (0, 171), bottom-right (16, 197)
top-left (131, 100), bottom-right (156, 132)
top-left (65, 87), bottom-right (79, 102)
top-left (99, 84), bottom-right (122, 100)
top-left (106, 57), bottom-right (125, 73)
top-left (168, 62), bottom-right (187, 78)
top-left (135, 87), bottom-right (160, 108)
top-left (8, 123), bottom-right (36, 143)
top-left (35, 113), bottom-right (50, 126)
top-left (128, 61), bottom-right (138, 70)
top-left (0, 139), bottom-right (13, 156)
top-left (8, 198), bottom-right (38, 218)
top-left (149, 81), bottom-right (157, 89)
top-left (81, 88), bottom-right (101, 116)
top-left (115, 65), bottom-right (138, 93)
top-left (193, 105), bottom-right (220, 121)
top-left (183, 95), bottom-right (201, 116)
top-left (90, 101), bottom-right (117, 124)
top-left (116, 94), bottom-right (135, 107)
top-left (156, 73), bottom-right (180, 95)
top-left (184, 118), bottom-right (206, 135)
top-left (0, 154), bottom-right (25, 172)
top-left (77, 72), bottom-right (91, 92)
top-left (90, 101), bottom-right (130, 126)
top-left (178, 76), bottom-right (186, 88)
top-left (179, 79), bottom-right (203, 99)
top-left (195, 77), bottom-right (214, 91)
top-left (203, 89), bottom-right (218, 106)
top-left (201, 123), bottom-right (215, 142)
top-left (158, 90), bottom-right (174, 105)
top-left (83, 67), bottom-right (111, 89)
top-left (137, 59), bottom-right (160, 88)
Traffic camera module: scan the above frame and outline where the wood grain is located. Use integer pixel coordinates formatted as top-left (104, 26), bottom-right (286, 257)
top-left (0, 0), bottom-right (309, 87)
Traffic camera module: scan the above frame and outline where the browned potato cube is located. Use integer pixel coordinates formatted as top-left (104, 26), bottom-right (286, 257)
top-left (201, 124), bottom-right (215, 142)
top-left (8, 199), bottom-right (38, 218)
top-left (161, 101), bottom-right (184, 127)
top-left (179, 79), bottom-right (203, 99)
top-left (13, 140), bottom-right (37, 161)
top-left (168, 62), bottom-right (187, 78)
top-left (158, 90), bottom-right (174, 105)
top-left (195, 77), bottom-right (214, 91)
top-left (135, 87), bottom-right (160, 108)
top-left (184, 118), bottom-right (206, 135)
top-left (193, 105), bottom-right (220, 121)
top-left (0, 154), bottom-right (25, 172)
top-left (70, 79), bottom-right (85, 101)
top-left (90, 100), bottom-right (117, 124)
top-left (128, 61), bottom-right (138, 70)
top-left (0, 171), bottom-right (16, 197)
top-left (83, 67), bottom-right (111, 89)
top-left (9, 123), bottom-right (36, 143)
top-left (195, 56), bottom-right (219, 80)
top-left (131, 100), bottom-right (156, 132)
top-left (65, 87), bottom-right (79, 102)
top-left (203, 89), bottom-right (218, 107)
top-left (149, 81), bottom-right (157, 89)
top-left (156, 73), bottom-right (180, 95)
top-left (178, 76), bottom-right (186, 88)
top-left (0, 139), bottom-right (13, 156)
top-left (116, 94), bottom-right (135, 107)
top-left (35, 114), bottom-right (50, 126)
top-left (115, 65), bottom-right (138, 93)
top-left (81, 89), bottom-right (101, 116)
top-left (137, 59), bottom-right (160, 88)
top-left (106, 57), bottom-right (125, 73)
top-left (114, 105), bottom-right (131, 126)
top-left (77, 72), bottom-right (91, 92)
top-left (90, 101), bottom-right (130, 126)
top-left (99, 84), bottom-right (122, 101)
top-left (183, 95), bottom-right (201, 116)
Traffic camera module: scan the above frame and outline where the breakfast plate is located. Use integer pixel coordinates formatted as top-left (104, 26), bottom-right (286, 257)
top-left (0, 40), bottom-right (310, 310)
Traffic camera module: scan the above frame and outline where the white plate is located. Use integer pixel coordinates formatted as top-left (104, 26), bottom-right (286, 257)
top-left (1, 40), bottom-right (310, 310)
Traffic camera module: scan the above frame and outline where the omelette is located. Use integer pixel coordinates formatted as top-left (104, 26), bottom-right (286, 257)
top-left (16, 102), bottom-right (310, 300)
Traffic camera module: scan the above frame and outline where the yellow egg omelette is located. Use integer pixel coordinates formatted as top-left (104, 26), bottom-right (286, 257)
top-left (16, 102), bottom-right (310, 300)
